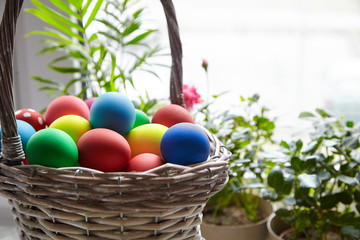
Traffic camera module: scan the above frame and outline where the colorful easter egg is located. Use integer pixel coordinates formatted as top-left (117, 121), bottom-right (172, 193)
top-left (15, 108), bottom-right (46, 131)
top-left (0, 120), bottom-right (36, 153)
top-left (23, 158), bottom-right (29, 165)
top-left (45, 95), bottom-right (90, 126)
top-left (151, 104), bottom-right (195, 128)
top-left (126, 153), bottom-right (164, 172)
top-left (126, 123), bottom-right (168, 158)
top-left (26, 128), bottom-right (78, 168)
top-left (90, 92), bottom-right (135, 136)
top-left (49, 115), bottom-right (92, 143)
top-left (77, 128), bottom-right (131, 172)
top-left (131, 109), bottom-right (150, 129)
top-left (160, 123), bottom-right (210, 166)
top-left (85, 97), bottom-right (97, 109)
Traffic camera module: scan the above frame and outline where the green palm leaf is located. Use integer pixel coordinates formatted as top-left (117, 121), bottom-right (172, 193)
top-left (84, 0), bottom-right (104, 29)
top-left (25, 8), bottom-right (85, 42)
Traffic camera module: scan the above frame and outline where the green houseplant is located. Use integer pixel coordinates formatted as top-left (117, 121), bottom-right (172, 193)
top-left (264, 109), bottom-right (360, 240)
top-left (26, 0), bottom-right (166, 99)
top-left (197, 93), bottom-right (276, 240)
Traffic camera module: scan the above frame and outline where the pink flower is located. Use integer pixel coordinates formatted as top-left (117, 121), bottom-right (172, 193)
top-left (202, 59), bottom-right (208, 72)
top-left (183, 84), bottom-right (202, 110)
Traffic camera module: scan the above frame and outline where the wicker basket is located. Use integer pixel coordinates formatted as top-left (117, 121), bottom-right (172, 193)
top-left (0, 0), bottom-right (230, 239)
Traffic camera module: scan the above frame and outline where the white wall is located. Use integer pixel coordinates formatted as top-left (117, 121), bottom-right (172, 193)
top-left (13, 0), bottom-right (70, 112)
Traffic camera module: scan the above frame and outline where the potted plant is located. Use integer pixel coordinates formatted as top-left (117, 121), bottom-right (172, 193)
top-left (263, 109), bottom-right (360, 240)
top-left (195, 93), bottom-right (276, 240)
top-left (25, 0), bottom-right (167, 100)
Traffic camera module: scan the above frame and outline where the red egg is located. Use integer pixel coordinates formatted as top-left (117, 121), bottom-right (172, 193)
top-left (126, 153), bottom-right (164, 172)
top-left (151, 104), bottom-right (195, 128)
top-left (15, 109), bottom-right (46, 131)
top-left (77, 128), bottom-right (131, 172)
top-left (45, 96), bottom-right (90, 126)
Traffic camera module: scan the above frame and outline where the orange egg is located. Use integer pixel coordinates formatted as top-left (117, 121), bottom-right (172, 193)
top-left (126, 123), bottom-right (168, 158)
top-left (126, 153), bottom-right (164, 172)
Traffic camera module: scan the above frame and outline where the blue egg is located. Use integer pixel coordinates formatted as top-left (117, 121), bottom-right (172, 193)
top-left (90, 92), bottom-right (136, 136)
top-left (160, 123), bottom-right (210, 166)
top-left (0, 119), bottom-right (36, 153)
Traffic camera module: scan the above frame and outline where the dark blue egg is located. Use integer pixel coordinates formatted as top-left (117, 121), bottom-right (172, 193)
top-left (0, 119), bottom-right (36, 153)
top-left (160, 123), bottom-right (210, 166)
top-left (90, 92), bottom-right (136, 136)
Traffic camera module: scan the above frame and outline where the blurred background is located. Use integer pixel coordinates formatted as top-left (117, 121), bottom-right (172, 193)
top-left (7, 0), bottom-right (360, 133)
top-left (2, 0), bottom-right (360, 237)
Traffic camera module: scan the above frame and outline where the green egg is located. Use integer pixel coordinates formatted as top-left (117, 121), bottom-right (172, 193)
top-left (131, 109), bottom-right (150, 129)
top-left (26, 128), bottom-right (78, 168)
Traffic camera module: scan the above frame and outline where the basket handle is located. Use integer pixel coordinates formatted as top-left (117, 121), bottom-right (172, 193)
top-left (0, 0), bottom-right (25, 165)
top-left (160, 0), bottom-right (185, 107)
top-left (0, 0), bottom-right (184, 165)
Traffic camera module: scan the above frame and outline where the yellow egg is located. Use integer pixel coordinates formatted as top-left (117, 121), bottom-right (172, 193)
top-left (126, 123), bottom-right (168, 158)
top-left (49, 115), bottom-right (92, 143)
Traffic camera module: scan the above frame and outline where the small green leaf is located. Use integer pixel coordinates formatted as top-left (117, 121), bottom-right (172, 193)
top-left (30, 0), bottom-right (84, 33)
top-left (268, 166), bottom-right (285, 192)
top-left (346, 121), bottom-right (354, 128)
top-left (316, 108), bottom-right (331, 118)
top-left (261, 188), bottom-right (278, 201)
top-left (298, 174), bottom-right (320, 189)
top-left (82, 0), bottom-right (92, 16)
top-left (122, 21), bottom-right (141, 36)
top-left (49, 0), bottom-right (82, 21)
top-left (84, 0), bottom-right (104, 29)
top-left (281, 140), bottom-right (289, 150)
top-left (282, 176), bottom-right (295, 195)
top-left (299, 112), bottom-right (315, 118)
top-left (132, 9), bottom-right (143, 19)
top-left (335, 191), bottom-right (353, 205)
top-left (338, 175), bottom-right (359, 186)
top-left (320, 194), bottom-right (339, 209)
top-left (125, 30), bottom-right (156, 45)
top-left (295, 140), bottom-right (303, 152)
top-left (301, 141), bottom-right (319, 154)
top-left (88, 33), bottom-right (98, 42)
top-left (25, 8), bottom-right (85, 43)
top-left (25, 30), bottom-right (72, 43)
top-left (291, 156), bottom-right (302, 172)
top-left (67, 0), bottom-right (82, 12)
top-left (317, 171), bottom-right (331, 181)
top-left (304, 155), bottom-right (317, 170)
top-left (32, 76), bottom-right (60, 86)
top-left (48, 65), bottom-right (81, 73)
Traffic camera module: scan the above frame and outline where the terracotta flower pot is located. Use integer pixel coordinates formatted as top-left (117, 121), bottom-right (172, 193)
top-left (201, 198), bottom-right (273, 240)
top-left (267, 214), bottom-right (344, 240)
top-left (266, 213), bottom-right (290, 240)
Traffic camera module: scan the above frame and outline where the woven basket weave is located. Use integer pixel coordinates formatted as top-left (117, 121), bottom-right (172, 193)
top-left (0, 1), bottom-right (230, 239)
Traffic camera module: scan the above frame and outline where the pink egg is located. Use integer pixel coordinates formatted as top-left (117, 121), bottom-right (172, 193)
top-left (126, 153), bottom-right (164, 172)
top-left (85, 97), bottom-right (97, 109)
top-left (15, 108), bottom-right (46, 131)
top-left (45, 96), bottom-right (90, 126)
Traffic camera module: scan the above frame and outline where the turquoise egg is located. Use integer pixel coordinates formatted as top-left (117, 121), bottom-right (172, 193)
top-left (90, 92), bottom-right (136, 136)
top-left (0, 119), bottom-right (36, 153)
